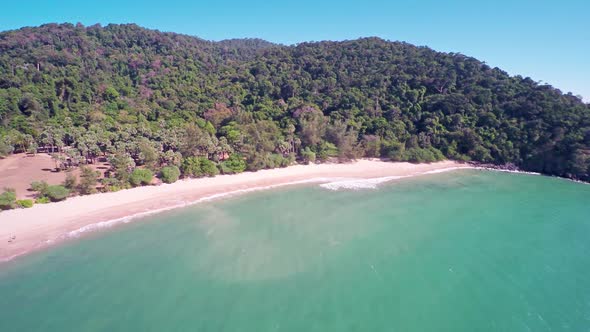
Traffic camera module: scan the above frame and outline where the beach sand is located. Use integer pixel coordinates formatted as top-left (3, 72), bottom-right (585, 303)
top-left (0, 153), bottom-right (111, 199)
top-left (0, 160), bottom-right (469, 262)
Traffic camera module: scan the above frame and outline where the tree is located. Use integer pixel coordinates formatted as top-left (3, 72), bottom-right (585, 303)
top-left (104, 86), bottom-right (119, 102)
top-left (41, 126), bottom-right (65, 153)
top-left (203, 103), bottom-right (234, 127)
top-left (181, 157), bottom-right (219, 177)
top-left (317, 142), bottom-right (339, 161)
top-left (16, 199), bottom-right (34, 208)
top-left (136, 138), bottom-right (160, 169)
top-left (0, 137), bottom-right (14, 157)
top-left (78, 166), bottom-right (100, 194)
top-left (129, 168), bottom-right (153, 187)
top-left (30, 180), bottom-right (49, 196)
top-left (0, 188), bottom-right (16, 210)
top-left (199, 158), bottom-right (220, 177)
top-left (360, 135), bottom-right (381, 158)
top-left (78, 132), bottom-right (101, 164)
top-left (27, 142), bottom-right (38, 155)
top-left (36, 197), bottom-right (50, 204)
top-left (0, 24), bottom-right (588, 182)
top-left (404, 147), bottom-right (444, 163)
top-left (219, 154), bottom-right (247, 174)
top-left (101, 177), bottom-right (125, 192)
top-left (180, 124), bottom-right (217, 158)
top-left (51, 153), bottom-right (66, 171)
top-left (44, 185), bottom-right (70, 202)
top-left (108, 152), bottom-right (136, 182)
top-left (161, 150), bottom-right (182, 167)
top-left (301, 147), bottom-right (316, 164)
top-left (295, 106), bottom-right (327, 149)
top-left (382, 141), bottom-right (406, 161)
top-left (31, 180), bottom-right (70, 202)
top-left (160, 166), bottom-right (181, 184)
top-left (326, 121), bottom-right (359, 161)
top-left (63, 171), bottom-right (78, 190)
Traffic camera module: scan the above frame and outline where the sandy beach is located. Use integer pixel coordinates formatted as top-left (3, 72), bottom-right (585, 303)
top-left (0, 160), bottom-right (468, 262)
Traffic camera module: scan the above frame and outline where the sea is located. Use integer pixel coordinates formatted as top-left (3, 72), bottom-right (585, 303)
top-left (0, 169), bottom-right (589, 331)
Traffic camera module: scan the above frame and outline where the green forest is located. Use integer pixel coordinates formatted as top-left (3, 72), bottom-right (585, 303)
top-left (1, 23), bottom-right (589, 190)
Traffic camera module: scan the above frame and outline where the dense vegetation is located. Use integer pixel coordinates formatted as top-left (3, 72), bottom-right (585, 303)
top-left (0, 22), bottom-right (589, 191)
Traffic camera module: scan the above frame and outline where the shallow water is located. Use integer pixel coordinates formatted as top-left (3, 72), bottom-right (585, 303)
top-left (1, 170), bottom-right (589, 331)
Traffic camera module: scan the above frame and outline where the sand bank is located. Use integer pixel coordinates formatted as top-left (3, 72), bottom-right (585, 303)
top-left (0, 160), bottom-right (469, 262)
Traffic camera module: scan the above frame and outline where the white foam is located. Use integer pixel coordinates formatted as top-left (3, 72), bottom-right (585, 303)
top-left (59, 168), bottom-right (469, 238)
top-left (421, 166), bottom-right (472, 175)
top-left (319, 166), bottom-right (469, 191)
top-left (5, 165), bottom-right (584, 264)
top-left (319, 176), bottom-right (409, 190)
top-left (59, 177), bottom-right (333, 241)
top-left (472, 167), bottom-right (541, 176)
top-left (40, 166), bottom-right (545, 241)
top-left (563, 177), bottom-right (590, 186)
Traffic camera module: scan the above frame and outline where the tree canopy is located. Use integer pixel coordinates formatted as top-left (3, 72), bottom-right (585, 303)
top-left (0, 23), bottom-right (588, 181)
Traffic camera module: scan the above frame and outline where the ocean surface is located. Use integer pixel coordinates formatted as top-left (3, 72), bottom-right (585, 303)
top-left (1, 170), bottom-right (589, 331)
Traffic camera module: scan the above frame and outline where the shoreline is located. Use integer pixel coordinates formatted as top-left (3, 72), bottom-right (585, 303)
top-left (0, 160), bottom-right (470, 263)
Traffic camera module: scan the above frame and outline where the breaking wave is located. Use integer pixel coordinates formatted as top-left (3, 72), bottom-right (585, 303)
top-left (319, 167), bottom-right (469, 191)
top-left (472, 167), bottom-right (541, 176)
top-left (319, 176), bottom-right (409, 190)
top-left (61, 166), bottom-right (546, 239)
top-left (55, 177), bottom-right (333, 241)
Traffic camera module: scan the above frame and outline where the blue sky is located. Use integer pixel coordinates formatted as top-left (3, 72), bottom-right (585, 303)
top-left (1, 0), bottom-right (588, 101)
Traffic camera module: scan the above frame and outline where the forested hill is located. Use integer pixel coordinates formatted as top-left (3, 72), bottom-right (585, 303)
top-left (1, 23), bottom-right (589, 182)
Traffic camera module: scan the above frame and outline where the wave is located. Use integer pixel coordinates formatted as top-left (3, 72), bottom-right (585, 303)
top-left (475, 167), bottom-right (590, 185)
top-left (563, 177), bottom-right (590, 186)
top-left (35, 167), bottom-right (543, 241)
top-left (472, 167), bottom-right (541, 176)
top-left (54, 166), bottom-right (586, 243)
top-left (319, 166), bottom-right (469, 191)
top-left (61, 168), bottom-right (469, 239)
top-left (3, 176), bottom-right (336, 263)
top-left (319, 176), bottom-right (409, 190)
top-left (58, 177), bottom-right (333, 241)
top-left (2, 165), bottom-right (579, 264)
top-left (421, 166), bottom-right (474, 175)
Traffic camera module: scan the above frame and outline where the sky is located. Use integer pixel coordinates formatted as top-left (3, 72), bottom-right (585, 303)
top-left (1, 0), bottom-right (588, 101)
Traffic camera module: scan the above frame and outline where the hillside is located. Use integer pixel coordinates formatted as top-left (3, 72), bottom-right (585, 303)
top-left (0, 23), bottom-right (589, 185)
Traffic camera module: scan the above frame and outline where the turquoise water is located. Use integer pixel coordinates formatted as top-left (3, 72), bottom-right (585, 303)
top-left (1, 170), bottom-right (589, 331)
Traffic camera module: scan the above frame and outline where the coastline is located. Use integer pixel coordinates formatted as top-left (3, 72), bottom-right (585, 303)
top-left (0, 160), bottom-right (469, 263)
